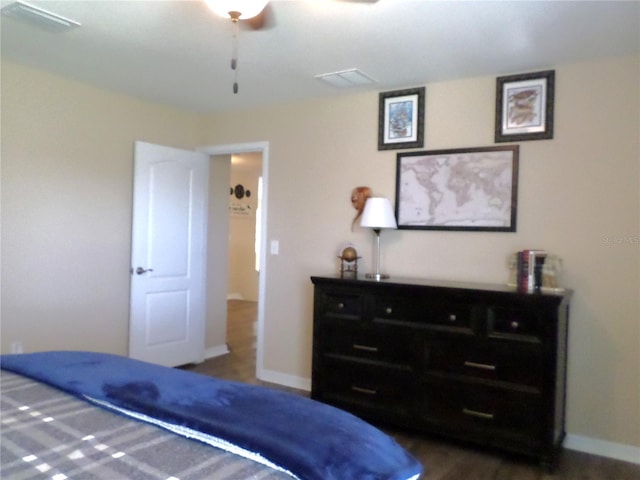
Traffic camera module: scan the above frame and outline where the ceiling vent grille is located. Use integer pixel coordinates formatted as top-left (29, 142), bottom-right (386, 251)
top-left (1, 1), bottom-right (81, 32)
top-left (315, 69), bottom-right (377, 88)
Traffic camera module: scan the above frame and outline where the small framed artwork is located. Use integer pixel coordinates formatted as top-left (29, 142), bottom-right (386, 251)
top-left (395, 145), bottom-right (519, 232)
top-left (378, 86), bottom-right (425, 150)
top-left (495, 70), bottom-right (555, 142)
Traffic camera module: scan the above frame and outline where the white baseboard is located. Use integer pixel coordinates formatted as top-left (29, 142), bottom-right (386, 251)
top-left (565, 434), bottom-right (640, 464)
top-left (204, 344), bottom-right (229, 359)
top-left (257, 368), bottom-right (311, 392)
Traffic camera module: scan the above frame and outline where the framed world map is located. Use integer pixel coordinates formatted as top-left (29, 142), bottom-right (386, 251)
top-left (394, 145), bottom-right (519, 232)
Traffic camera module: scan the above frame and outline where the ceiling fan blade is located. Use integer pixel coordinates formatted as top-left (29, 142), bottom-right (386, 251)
top-left (242, 3), bottom-right (275, 30)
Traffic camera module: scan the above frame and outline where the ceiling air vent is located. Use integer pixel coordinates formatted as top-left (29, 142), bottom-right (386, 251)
top-left (315, 69), bottom-right (377, 88)
top-left (1, 1), bottom-right (81, 32)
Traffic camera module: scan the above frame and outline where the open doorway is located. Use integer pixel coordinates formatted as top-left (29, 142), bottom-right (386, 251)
top-left (226, 152), bottom-right (262, 378)
top-left (199, 142), bottom-right (269, 382)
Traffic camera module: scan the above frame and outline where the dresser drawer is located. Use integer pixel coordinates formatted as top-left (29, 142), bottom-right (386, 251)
top-left (425, 338), bottom-right (544, 388)
top-left (321, 323), bottom-right (416, 367)
top-left (318, 359), bottom-right (415, 421)
top-left (487, 304), bottom-right (552, 342)
top-left (372, 294), bottom-right (475, 333)
top-left (316, 288), bottom-right (363, 320)
top-left (421, 379), bottom-right (543, 446)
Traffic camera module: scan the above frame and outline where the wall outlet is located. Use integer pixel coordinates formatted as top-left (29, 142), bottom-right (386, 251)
top-left (10, 341), bottom-right (23, 354)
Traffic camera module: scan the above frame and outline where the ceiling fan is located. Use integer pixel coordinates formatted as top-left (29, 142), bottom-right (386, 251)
top-left (204, 0), bottom-right (379, 31)
top-left (204, 0), bottom-right (379, 93)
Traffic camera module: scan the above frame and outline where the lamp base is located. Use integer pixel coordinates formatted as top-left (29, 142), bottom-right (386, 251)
top-left (365, 273), bottom-right (390, 281)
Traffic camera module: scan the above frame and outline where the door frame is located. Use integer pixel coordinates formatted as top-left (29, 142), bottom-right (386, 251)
top-left (198, 141), bottom-right (269, 380)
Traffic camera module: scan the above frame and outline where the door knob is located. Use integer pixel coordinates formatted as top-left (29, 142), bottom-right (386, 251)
top-left (135, 267), bottom-right (154, 275)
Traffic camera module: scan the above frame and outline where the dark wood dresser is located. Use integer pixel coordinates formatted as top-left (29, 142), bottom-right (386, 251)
top-left (310, 275), bottom-right (572, 469)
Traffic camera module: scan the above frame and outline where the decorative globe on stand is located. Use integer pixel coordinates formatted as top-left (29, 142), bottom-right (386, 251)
top-left (338, 246), bottom-right (360, 278)
top-left (341, 246), bottom-right (357, 262)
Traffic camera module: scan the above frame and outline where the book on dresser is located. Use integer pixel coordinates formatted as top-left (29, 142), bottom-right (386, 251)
top-left (516, 249), bottom-right (547, 292)
top-left (310, 275), bottom-right (572, 471)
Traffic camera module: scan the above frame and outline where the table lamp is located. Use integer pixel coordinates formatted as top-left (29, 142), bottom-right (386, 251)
top-left (360, 197), bottom-right (397, 280)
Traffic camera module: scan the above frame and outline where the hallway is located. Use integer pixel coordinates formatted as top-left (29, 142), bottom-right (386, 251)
top-left (183, 299), bottom-right (261, 385)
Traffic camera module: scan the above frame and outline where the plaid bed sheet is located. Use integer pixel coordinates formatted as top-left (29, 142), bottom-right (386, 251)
top-left (1, 370), bottom-right (292, 480)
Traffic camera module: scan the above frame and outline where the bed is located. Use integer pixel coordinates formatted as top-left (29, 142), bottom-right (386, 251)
top-left (1, 351), bottom-right (423, 480)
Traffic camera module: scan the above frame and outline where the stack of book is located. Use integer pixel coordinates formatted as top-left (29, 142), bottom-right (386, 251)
top-left (516, 249), bottom-right (547, 293)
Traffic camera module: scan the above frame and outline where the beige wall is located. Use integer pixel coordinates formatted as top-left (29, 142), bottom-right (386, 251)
top-left (198, 56), bottom-right (639, 450)
top-left (1, 56), bottom-right (638, 454)
top-left (1, 61), bottom-right (201, 356)
top-left (206, 154), bottom-right (232, 353)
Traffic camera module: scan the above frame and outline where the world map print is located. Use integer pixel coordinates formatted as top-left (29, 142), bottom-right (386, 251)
top-left (396, 149), bottom-right (517, 230)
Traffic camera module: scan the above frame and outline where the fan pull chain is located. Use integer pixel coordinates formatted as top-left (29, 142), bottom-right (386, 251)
top-left (231, 16), bottom-right (239, 94)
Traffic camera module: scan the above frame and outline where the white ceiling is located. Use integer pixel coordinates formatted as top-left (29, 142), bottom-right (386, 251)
top-left (1, 0), bottom-right (638, 113)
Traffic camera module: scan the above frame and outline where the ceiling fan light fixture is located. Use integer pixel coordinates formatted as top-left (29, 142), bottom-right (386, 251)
top-left (203, 0), bottom-right (269, 95)
top-left (204, 0), bottom-right (269, 20)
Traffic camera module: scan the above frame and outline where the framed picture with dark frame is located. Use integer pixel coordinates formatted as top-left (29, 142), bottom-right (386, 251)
top-left (495, 70), bottom-right (554, 142)
top-left (378, 86), bottom-right (425, 150)
top-left (395, 145), bottom-right (519, 232)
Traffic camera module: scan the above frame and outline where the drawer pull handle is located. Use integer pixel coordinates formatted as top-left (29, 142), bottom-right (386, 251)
top-left (337, 302), bottom-right (344, 309)
top-left (385, 307), bottom-right (393, 315)
top-left (463, 408), bottom-right (494, 420)
top-left (464, 361), bottom-right (496, 371)
top-left (449, 314), bottom-right (457, 322)
top-left (353, 344), bottom-right (379, 353)
top-left (511, 321), bottom-right (519, 329)
top-left (352, 385), bottom-right (377, 395)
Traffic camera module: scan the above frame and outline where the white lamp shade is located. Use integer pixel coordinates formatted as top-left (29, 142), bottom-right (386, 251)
top-left (204, 0), bottom-right (268, 19)
top-left (360, 197), bottom-right (397, 230)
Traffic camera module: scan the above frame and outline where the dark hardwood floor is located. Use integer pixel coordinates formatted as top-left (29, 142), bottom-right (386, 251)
top-left (183, 300), bottom-right (640, 480)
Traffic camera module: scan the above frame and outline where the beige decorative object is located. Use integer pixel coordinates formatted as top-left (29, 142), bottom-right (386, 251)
top-left (350, 186), bottom-right (371, 231)
top-left (541, 254), bottom-right (562, 288)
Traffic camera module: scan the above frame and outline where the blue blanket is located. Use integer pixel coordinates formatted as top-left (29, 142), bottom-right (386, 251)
top-left (0, 351), bottom-right (422, 480)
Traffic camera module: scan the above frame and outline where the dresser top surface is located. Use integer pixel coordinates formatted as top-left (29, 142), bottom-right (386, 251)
top-left (310, 274), bottom-right (572, 299)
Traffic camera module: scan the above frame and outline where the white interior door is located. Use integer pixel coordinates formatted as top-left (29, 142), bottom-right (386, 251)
top-left (129, 141), bottom-right (209, 367)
